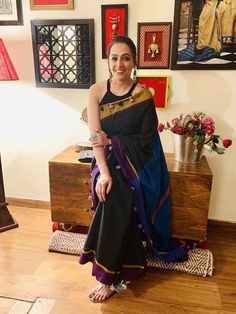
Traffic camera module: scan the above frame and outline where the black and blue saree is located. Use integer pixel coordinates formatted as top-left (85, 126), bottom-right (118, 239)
top-left (79, 87), bottom-right (187, 285)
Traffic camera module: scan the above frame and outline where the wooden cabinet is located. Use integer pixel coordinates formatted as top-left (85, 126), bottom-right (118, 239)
top-left (49, 146), bottom-right (213, 241)
top-left (165, 154), bottom-right (213, 241)
top-left (49, 147), bottom-right (93, 227)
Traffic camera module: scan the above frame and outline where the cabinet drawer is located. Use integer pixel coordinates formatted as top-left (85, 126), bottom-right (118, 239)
top-left (170, 174), bottom-right (212, 209)
top-left (171, 206), bottom-right (208, 241)
top-left (49, 163), bottom-right (93, 226)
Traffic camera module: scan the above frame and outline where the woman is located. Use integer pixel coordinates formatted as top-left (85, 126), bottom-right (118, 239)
top-left (79, 36), bottom-right (187, 303)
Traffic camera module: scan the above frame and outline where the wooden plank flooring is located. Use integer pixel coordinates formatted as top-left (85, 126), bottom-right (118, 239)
top-left (0, 206), bottom-right (236, 314)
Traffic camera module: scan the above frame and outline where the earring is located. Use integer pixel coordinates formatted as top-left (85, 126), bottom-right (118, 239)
top-left (133, 67), bottom-right (137, 82)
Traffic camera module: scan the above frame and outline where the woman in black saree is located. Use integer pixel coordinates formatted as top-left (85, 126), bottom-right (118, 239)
top-left (79, 36), bottom-right (188, 303)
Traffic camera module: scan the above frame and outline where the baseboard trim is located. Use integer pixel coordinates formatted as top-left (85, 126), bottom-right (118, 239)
top-left (208, 219), bottom-right (236, 229)
top-left (7, 197), bottom-right (50, 210)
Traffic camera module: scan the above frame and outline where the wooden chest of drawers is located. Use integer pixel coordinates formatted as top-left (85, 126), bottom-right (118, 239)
top-left (49, 146), bottom-right (213, 241)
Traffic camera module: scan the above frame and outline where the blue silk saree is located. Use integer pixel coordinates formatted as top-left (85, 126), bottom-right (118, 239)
top-left (79, 88), bottom-right (187, 285)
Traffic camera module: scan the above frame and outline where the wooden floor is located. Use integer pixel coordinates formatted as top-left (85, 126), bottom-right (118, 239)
top-left (0, 206), bottom-right (236, 314)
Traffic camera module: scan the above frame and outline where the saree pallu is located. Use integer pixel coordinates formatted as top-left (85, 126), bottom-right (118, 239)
top-left (79, 88), bottom-right (187, 285)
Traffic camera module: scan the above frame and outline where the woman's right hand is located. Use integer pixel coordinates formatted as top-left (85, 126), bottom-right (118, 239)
top-left (95, 171), bottom-right (113, 202)
top-left (90, 130), bottom-right (111, 147)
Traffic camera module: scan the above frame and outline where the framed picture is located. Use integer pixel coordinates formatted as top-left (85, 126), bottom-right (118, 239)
top-left (137, 22), bottom-right (172, 69)
top-left (30, 0), bottom-right (74, 10)
top-left (171, 0), bottom-right (236, 70)
top-left (101, 4), bottom-right (128, 59)
top-left (136, 75), bottom-right (170, 110)
top-left (31, 19), bottom-right (95, 88)
top-left (0, 0), bottom-right (23, 25)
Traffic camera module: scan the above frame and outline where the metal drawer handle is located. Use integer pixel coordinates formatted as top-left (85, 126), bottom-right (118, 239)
top-left (83, 180), bottom-right (89, 185)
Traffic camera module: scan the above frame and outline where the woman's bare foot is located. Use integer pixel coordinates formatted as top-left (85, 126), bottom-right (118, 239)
top-left (89, 284), bottom-right (115, 303)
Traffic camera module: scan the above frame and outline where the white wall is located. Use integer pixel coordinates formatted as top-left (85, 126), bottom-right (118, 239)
top-left (0, 0), bottom-right (235, 222)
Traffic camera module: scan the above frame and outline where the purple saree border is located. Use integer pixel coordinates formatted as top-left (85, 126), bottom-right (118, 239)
top-left (79, 251), bottom-right (145, 285)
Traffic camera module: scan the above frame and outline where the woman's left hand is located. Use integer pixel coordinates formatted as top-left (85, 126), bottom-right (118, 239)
top-left (95, 171), bottom-right (113, 202)
top-left (90, 130), bottom-right (111, 147)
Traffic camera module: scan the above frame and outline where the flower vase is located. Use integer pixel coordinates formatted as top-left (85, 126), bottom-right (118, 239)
top-left (172, 133), bottom-right (205, 163)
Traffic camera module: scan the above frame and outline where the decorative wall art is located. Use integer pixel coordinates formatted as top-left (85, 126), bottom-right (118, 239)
top-left (171, 0), bottom-right (236, 70)
top-left (101, 4), bottom-right (128, 59)
top-left (30, 0), bottom-right (74, 10)
top-left (0, 0), bottom-right (23, 25)
top-left (136, 75), bottom-right (170, 109)
top-left (137, 22), bottom-right (172, 69)
top-left (31, 19), bottom-right (95, 88)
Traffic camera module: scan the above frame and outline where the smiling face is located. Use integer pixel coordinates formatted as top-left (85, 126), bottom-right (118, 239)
top-left (108, 42), bottom-right (136, 82)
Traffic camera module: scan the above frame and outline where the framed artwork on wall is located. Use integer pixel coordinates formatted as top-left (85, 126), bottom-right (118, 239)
top-left (136, 75), bottom-right (170, 110)
top-left (101, 4), bottom-right (128, 59)
top-left (0, 0), bottom-right (23, 25)
top-left (30, 0), bottom-right (74, 10)
top-left (171, 0), bottom-right (236, 70)
top-left (137, 22), bottom-right (172, 69)
top-left (31, 19), bottom-right (95, 88)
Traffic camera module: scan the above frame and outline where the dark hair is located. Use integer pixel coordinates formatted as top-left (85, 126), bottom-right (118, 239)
top-left (106, 36), bottom-right (137, 62)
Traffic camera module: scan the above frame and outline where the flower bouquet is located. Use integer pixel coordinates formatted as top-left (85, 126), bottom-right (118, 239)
top-left (158, 112), bottom-right (232, 161)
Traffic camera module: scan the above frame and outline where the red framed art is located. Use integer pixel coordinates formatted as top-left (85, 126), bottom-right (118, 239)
top-left (137, 22), bottom-right (172, 69)
top-left (136, 75), bottom-right (170, 110)
top-left (30, 0), bottom-right (74, 10)
top-left (101, 4), bottom-right (128, 59)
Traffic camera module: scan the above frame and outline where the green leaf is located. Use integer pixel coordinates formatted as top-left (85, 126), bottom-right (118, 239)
top-left (214, 147), bottom-right (225, 154)
top-left (212, 135), bottom-right (220, 143)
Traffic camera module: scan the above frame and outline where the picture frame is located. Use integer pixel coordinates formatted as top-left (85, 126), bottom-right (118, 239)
top-left (30, 0), bottom-right (74, 10)
top-left (137, 22), bottom-right (172, 69)
top-left (0, 0), bottom-right (23, 25)
top-left (136, 75), bottom-right (170, 110)
top-left (31, 19), bottom-right (95, 89)
top-left (101, 4), bottom-right (128, 59)
top-left (171, 0), bottom-right (236, 70)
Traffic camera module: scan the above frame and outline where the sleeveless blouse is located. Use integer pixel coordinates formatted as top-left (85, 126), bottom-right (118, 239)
top-left (100, 79), bottom-right (137, 106)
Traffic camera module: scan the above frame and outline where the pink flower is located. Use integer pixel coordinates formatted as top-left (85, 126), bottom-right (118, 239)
top-left (202, 117), bottom-right (215, 127)
top-left (223, 139), bottom-right (232, 148)
top-left (158, 112), bottom-right (232, 155)
top-left (174, 126), bottom-right (185, 135)
top-left (205, 126), bottom-right (215, 136)
top-left (158, 123), bottom-right (165, 132)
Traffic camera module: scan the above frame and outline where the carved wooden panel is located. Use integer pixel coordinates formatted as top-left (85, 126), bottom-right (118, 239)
top-left (31, 19), bottom-right (95, 88)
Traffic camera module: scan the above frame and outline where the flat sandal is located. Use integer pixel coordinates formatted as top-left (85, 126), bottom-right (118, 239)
top-left (88, 284), bottom-right (103, 299)
top-left (89, 284), bottom-right (114, 303)
top-left (88, 281), bottom-right (128, 303)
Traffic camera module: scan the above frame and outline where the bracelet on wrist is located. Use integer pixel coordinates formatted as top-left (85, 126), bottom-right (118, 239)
top-left (99, 163), bottom-right (108, 171)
